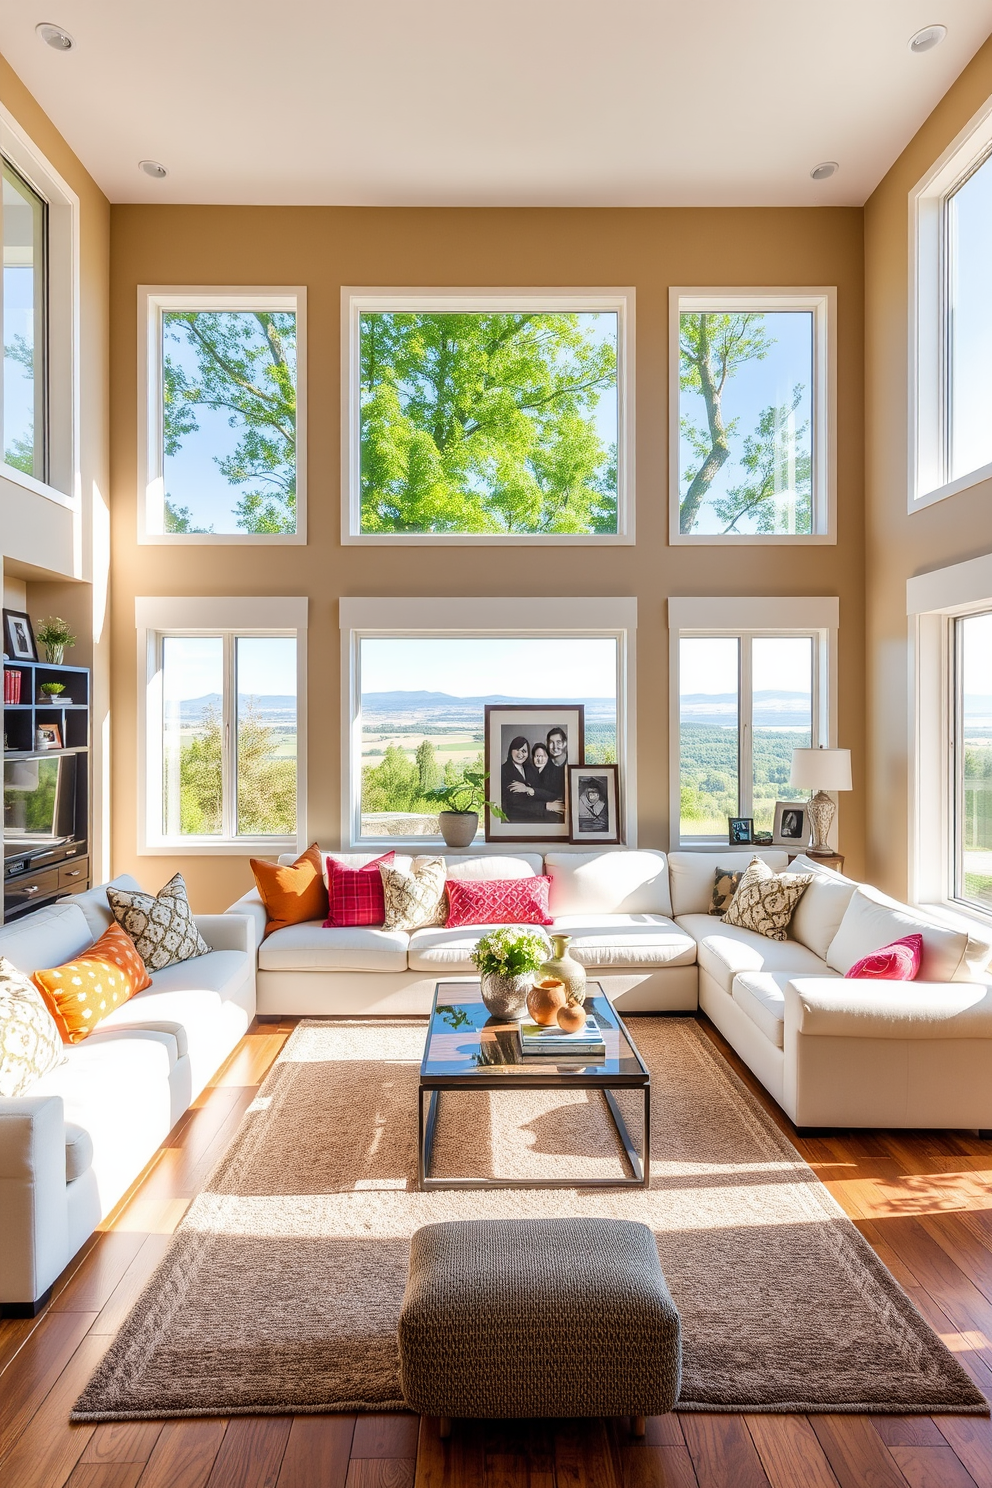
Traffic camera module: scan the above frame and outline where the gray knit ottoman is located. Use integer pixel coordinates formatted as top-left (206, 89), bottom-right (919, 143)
top-left (398, 1217), bottom-right (681, 1431)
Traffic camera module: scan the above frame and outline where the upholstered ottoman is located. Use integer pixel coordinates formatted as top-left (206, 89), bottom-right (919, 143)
top-left (398, 1217), bottom-right (681, 1433)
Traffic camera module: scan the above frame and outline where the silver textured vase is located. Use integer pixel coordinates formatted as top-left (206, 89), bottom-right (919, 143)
top-left (479, 972), bottom-right (533, 1019)
top-left (539, 933), bottom-right (587, 1004)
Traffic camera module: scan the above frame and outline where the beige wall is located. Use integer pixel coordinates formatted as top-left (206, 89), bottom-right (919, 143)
top-left (109, 205), bottom-right (866, 911)
top-left (864, 36), bottom-right (992, 900)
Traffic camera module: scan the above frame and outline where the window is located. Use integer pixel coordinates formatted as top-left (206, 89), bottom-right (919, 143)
top-left (343, 290), bottom-right (633, 544)
top-left (670, 290), bottom-right (834, 544)
top-left (139, 290), bottom-right (306, 542)
top-left (953, 612), bottom-right (992, 913)
top-left (2, 158), bottom-right (46, 482)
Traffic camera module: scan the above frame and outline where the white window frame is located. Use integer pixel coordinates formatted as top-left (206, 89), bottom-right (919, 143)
top-left (137, 287), bottom-right (307, 545)
top-left (669, 288), bottom-right (836, 546)
top-left (136, 596), bottom-right (307, 854)
top-left (341, 288), bottom-right (635, 546)
top-left (911, 96), bottom-right (992, 512)
top-left (0, 102), bottom-right (79, 512)
top-left (340, 597), bottom-right (637, 850)
top-left (669, 596), bottom-right (839, 849)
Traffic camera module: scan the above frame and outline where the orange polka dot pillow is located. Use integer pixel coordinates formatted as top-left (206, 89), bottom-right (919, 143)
top-left (32, 924), bottom-right (152, 1044)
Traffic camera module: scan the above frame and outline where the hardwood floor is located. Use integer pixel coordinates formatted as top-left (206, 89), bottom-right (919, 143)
top-left (2, 1014), bottom-right (992, 1488)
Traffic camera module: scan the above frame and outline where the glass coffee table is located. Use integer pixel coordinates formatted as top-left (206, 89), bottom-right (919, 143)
top-left (418, 980), bottom-right (650, 1191)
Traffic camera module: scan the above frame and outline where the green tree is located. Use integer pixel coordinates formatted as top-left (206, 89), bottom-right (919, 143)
top-left (176, 706), bottom-right (223, 834)
top-left (176, 701), bottom-right (296, 835)
top-left (415, 738), bottom-right (440, 793)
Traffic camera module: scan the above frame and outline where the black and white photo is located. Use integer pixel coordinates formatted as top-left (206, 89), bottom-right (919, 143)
top-left (728, 816), bottom-right (753, 845)
top-left (773, 800), bottom-right (809, 848)
top-left (3, 609), bottom-right (37, 662)
top-left (567, 763), bottom-right (620, 845)
top-left (484, 705), bottom-right (584, 841)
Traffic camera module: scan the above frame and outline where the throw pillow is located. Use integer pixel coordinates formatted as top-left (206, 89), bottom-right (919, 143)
top-left (32, 924), bottom-right (152, 1044)
top-left (107, 872), bottom-right (209, 971)
top-left (380, 856), bottom-right (448, 931)
top-left (250, 843), bottom-right (328, 938)
top-left (445, 876), bottom-right (554, 929)
top-left (324, 853), bottom-right (395, 927)
top-left (845, 933), bottom-right (923, 981)
top-left (710, 867), bottom-right (744, 916)
top-left (0, 957), bottom-right (66, 1096)
top-left (721, 856), bottom-right (814, 942)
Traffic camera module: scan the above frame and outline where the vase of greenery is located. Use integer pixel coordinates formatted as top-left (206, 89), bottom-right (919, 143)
top-left (470, 926), bottom-right (549, 1019)
top-left (424, 769), bottom-right (507, 849)
top-left (35, 616), bottom-right (76, 666)
top-left (39, 682), bottom-right (67, 704)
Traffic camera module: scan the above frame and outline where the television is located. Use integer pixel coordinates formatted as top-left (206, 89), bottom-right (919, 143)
top-left (3, 753), bottom-right (78, 851)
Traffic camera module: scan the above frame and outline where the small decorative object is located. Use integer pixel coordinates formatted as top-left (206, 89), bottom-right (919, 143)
top-left (470, 926), bottom-right (548, 1019)
top-left (39, 682), bottom-right (66, 703)
top-left (34, 615), bottom-right (76, 665)
top-left (567, 763), bottom-right (621, 844)
top-left (788, 746), bottom-right (853, 856)
top-left (539, 932), bottom-right (586, 1005)
top-left (772, 801), bottom-right (809, 849)
top-left (35, 723), bottom-right (62, 750)
top-left (484, 703), bottom-right (584, 843)
top-left (728, 816), bottom-right (753, 845)
top-left (557, 1002), bottom-right (587, 1033)
top-left (423, 768), bottom-right (506, 849)
top-left (526, 978), bottom-right (567, 1027)
top-left (3, 610), bottom-right (37, 662)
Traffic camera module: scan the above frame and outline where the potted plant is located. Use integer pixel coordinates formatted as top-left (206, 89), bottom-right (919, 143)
top-left (35, 616), bottom-right (76, 665)
top-left (424, 768), bottom-right (507, 849)
top-left (470, 926), bottom-right (549, 1019)
top-left (39, 682), bottom-right (67, 704)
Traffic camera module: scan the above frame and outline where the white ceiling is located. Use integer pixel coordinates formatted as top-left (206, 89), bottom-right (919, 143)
top-left (2, 2), bottom-right (991, 207)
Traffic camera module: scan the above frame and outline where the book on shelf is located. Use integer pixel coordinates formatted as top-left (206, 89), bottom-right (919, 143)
top-left (519, 1015), bottom-right (606, 1057)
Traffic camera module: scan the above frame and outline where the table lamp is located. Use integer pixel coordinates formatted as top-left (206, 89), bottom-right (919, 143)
top-left (789, 746), bottom-right (852, 856)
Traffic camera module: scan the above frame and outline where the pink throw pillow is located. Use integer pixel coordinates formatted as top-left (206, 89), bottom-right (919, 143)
top-left (323, 853), bottom-right (394, 927)
top-left (844, 933), bottom-right (923, 981)
top-left (445, 876), bottom-right (554, 929)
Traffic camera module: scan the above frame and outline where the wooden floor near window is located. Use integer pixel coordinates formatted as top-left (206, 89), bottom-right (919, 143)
top-left (3, 1014), bottom-right (992, 1488)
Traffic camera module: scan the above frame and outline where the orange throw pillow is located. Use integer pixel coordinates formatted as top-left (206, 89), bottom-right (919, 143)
top-left (33, 923), bottom-right (152, 1044)
top-left (250, 843), bottom-right (328, 937)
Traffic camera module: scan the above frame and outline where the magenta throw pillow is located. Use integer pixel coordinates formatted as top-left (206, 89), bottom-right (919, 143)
top-left (323, 853), bottom-right (394, 927)
top-left (445, 876), bottom-right (554, 929)
top-left (844, 933), bottom-right (923, 981)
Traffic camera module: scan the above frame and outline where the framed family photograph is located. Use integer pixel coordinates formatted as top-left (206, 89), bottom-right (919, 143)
top-left (3, 609), bottom-right (37, 662)
top-left (568, 764), bottom-right (620, 844)
top-left (484, 704), bottom-right (584, 842)
top-left (773, 801), bottom-right (809, 848)
top-left (728, 816), bottom-right (754, 846)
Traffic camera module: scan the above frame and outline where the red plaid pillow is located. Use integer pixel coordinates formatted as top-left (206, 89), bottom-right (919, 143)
top-left (445, 876), bottom-right (553, 928)
top-left (323, 853), bottom-right (395, 927)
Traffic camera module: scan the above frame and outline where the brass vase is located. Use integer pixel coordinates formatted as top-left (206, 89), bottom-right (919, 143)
top-left (538, 934), bottom-right (586, 1005)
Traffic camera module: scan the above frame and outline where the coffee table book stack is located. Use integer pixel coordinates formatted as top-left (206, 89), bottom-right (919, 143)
top-left (519, 1014), bottom-right (606, 1056)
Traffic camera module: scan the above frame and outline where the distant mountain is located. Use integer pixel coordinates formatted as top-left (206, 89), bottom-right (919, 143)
top-left (362, 691), bottom-right (615, 708)
top-left (175, 693), bottom-right (295, 722)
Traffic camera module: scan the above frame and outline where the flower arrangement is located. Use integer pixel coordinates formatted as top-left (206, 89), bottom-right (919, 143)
top-left (470, 926), bottom-right (549, 979)
top-left (35, 616), bottom-right (76, 664)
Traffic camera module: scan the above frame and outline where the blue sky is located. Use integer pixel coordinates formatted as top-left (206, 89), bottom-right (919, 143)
top-left (162, 636), bottom-right (297, 704)
top-left (951, 153), bottom-right (992, 480)
top-left (361, 637), bottom-right (617, 698)
top-left (680, 635), bottom-right (813, 704)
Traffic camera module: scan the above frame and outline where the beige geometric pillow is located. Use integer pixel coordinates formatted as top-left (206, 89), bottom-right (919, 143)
top-left (722, 856), bottom-right (813, 942)
top-left (379, 856), bottom-right (448, 931)
top-left (0, 956), bottom-right (66, 1097)
top-left (107, 872), bottom-right (209, 971)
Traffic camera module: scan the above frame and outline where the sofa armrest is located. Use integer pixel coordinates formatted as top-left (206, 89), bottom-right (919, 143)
top-left (0, 1097), bottom-right (69, 1308)
top-left (784, 976), bottom-right (992, 1040)
top-left (195, 913), bottom-right (256, 957)
top-left (222, 891), bottom-right (267, 954)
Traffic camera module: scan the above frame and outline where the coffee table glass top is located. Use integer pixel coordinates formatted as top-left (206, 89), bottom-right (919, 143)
top-left (422, 981), bottom-right (647, 1081)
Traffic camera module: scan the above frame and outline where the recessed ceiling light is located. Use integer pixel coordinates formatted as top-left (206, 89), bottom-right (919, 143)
top-left (909, 25), bottom-right (947, 54)
top-left (139, 160), bottom-right (168, 180)
top-left (35, 22), bottom-right (74, 51)
top-left (810, 162), bottom-right (838, 181)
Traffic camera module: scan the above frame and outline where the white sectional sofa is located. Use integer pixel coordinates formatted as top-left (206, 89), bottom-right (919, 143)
top-left (0, 876), bottom-right (255, 1316)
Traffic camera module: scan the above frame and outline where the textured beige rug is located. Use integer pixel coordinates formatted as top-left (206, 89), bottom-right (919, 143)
top-left (72, 1017), bottom-right (987, 1419)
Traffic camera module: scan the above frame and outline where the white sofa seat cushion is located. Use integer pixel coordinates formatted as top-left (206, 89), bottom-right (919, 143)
top-left (409, 923), bottom-right (550, 973)
top-left (259, 922), bottom-right (409, 973)
top-left (826, 886), bottom-right (992, 983)
top-left (545, 851), bottom-right (672, 916)
top-left (667, 851), bottom-right (789, 917)
top-left (732, 970), bottom-right (841, 1049)
top-left (550, 914), bottom-right (696, 968)
top-left (788, 976), bottom-right (992, 1039)
top-left (677, 913), bottom-right (829, 996)
top-left (64, 1121), bottom-right (94, 1182)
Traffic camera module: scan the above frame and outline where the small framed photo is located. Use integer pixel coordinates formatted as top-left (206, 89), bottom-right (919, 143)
top-left (3, 609), bottom-right (37, 662)
top-left (567, 765), bottom-right (621, 844)
top-left (728, 816), bottom-right (754, 846)
top-left (773, 801), bottom-right (809, 848)
top-left (36, 723), bottom-right (63, 750)
top-left (485, 704), bottom-right (584, 842)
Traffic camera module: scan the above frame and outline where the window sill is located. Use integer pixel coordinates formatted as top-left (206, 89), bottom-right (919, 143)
top-left (0, 464), bottom-right (76, 510)
top-left (918, 899), bottom-right (992, 938)
top-left (669, 531), bottom-right (835, 547)
top-left (139, 531), bottom-right (306, 546)
top-left (913, 460), bottom-right (992, 513)
top-left (140, 838), bottom-right (298, 856)
top-left (341, 532), bottom-right (633, 547)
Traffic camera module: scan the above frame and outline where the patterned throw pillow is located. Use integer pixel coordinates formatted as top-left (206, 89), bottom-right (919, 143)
top-left (0, 957), bottom-right (66, 1096)
top-left (721, 856), bottom-right (814, 942)
top-left (324, 853), bottom-right (395, 927)
top-left (379, 856), bottom-right (448, 931)
top-left (107, 873), bottom-right (209, 971)
top-left (33, 924), bottom-right (153, 1044)
top-left (710, 867), bottom-right (744, 915)
top-left (445, 876), bottom-right (554, 929)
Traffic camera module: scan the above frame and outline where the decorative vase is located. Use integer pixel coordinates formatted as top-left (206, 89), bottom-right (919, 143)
top-left (539, 933), bottom-right (586, 1004)
top-left (526, 979), bottom-right (567, 1026)
top-left (438, 810), bottom-right (478, 849)
top-left (480, 971), bottom-right (533, 1020)
top-left (44, 644), bottom-right (65, 664)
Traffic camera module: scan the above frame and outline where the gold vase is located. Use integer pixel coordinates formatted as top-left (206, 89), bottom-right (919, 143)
top-left (539, 933), bottom-right (586, 1005)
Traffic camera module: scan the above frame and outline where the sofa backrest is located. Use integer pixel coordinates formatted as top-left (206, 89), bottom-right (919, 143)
top-left (826, 884), bottom-right (992, 983)
top-left (667, 850), bottom-right (789, 917)
top-left (0, 900), bottom-right (94, 975)
top-left (787, 854), bottom-right (860, 960)
top-left (544, 850), bottom-right (672, 916)
top-left (281, 849), bottom-right (545, 879)
top-left (63, 874), bottom-right (144, 938)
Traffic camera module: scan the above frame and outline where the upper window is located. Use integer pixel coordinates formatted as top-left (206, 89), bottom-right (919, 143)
top-left (670, 291), bottom-right (834, 544)
top-left (953, 611), bottom-right (992, 914)
top-left (139, 290), bottom-right (306, 542)
top-left (2, 159), bottom-right (47, 483)
top-left (343, 291), bottom-right (633, 544)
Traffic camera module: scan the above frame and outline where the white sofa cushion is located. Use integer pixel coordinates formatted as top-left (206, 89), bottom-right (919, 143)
top-left (0, 901), bottom-right (94, 976)
top-left (677, 913), bottom-right (829, 996)
top-left (826, 886), bottom-right (992, 982)
top-left (64, 1121), bottom-right (94, 1182)
top-left (667, 851), bottom-right (789, 917)
top-left (786, 855), bottom-right (859, 960)
top-left (788, 976), bottom-right (992, 1039)
top-left (732, 969), bottom-right (841, 1049)
top-left (64, 875), bottom-right (144, 939)
top-left (409, 923), bottom-right (551, 973)
top-left (545, 851), bottom-right (672, 916)
top-left (550, 914), bottom-right (696, 968)
top-left (259, 923), bottom-right (409, 973)
top-left (444, 854), bottom-right (543, 881)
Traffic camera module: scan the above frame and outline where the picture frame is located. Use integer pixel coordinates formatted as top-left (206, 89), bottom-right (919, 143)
top-left (773, 800), bottom-right (809, 848)
top-left (484, 704), bottom-right (584, 842)
top-left (568, 764), bottom-right (621, 844)
top-left (728, 816), bottom-right (754, 846)
top-left (3, 610), bottom-right (37, 662)
top-left (36, 723), bottom-right (63, 750)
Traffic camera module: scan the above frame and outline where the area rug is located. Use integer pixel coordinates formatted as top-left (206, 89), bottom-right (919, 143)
top-left (72, 1016), bottom-right (988, 1419)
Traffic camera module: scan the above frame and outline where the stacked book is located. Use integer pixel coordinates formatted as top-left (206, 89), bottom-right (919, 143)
top-left (4, 669), bottom-right (22, 704)
top-left (519, 1015), bottom-right (606, 1058)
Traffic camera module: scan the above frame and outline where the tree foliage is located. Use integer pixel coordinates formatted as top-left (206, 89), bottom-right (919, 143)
top-left (175, 702), bottom-right (296, 834)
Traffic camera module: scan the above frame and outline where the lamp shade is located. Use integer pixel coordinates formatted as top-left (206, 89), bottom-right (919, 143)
top-left (790, 747), bottom-right (852, 792)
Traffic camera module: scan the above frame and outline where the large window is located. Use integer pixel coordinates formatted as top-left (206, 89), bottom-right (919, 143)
top-left (139, 290), bottom-right (306, 541)
top-left (954, 612), bottom-right (992, 913)
top-left (343, 291), bottom-right (633, 544)
top-left (2, 158), bottom-right (46, 483)
top-left (670, 291), bottom-right (833, 543)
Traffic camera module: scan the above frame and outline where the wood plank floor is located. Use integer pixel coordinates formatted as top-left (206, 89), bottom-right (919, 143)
top-left (2, 1014), bottom-right (991, 1488)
